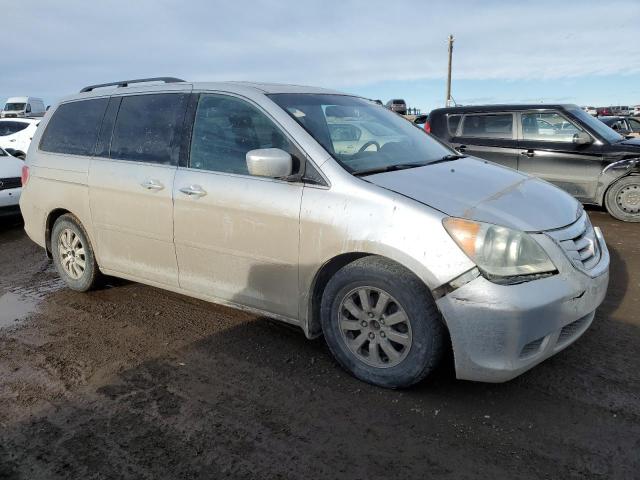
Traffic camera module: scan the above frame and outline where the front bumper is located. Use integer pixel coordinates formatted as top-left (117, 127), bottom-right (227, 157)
top-left (436, 227), bottom-right (609, 383)
top-left (0, 187), bottom-right (21, 212)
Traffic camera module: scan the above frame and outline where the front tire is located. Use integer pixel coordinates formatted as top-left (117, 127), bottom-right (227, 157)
top-left (605, 176), bottom-right (640, 222)
top-left (51, 214), bottom-right (102, 291)
top-left (321, 256), bottom-right (445, 388)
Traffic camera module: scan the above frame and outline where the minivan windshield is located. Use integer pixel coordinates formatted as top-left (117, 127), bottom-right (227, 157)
top-left (568, 107), bottom-right (624, 144)
top-left (269, 94), bottom-right (454, 175)
top-left (4, 103), bottom-right (26, 112)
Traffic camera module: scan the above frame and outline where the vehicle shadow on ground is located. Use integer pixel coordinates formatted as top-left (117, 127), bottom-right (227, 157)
top-left (0, 216), bottom-right (24, 235)
top-left (597, 244), bottom-right (627, 320)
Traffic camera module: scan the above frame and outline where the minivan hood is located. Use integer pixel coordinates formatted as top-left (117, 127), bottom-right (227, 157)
top-left (366, 157), bottom-right (581, 232)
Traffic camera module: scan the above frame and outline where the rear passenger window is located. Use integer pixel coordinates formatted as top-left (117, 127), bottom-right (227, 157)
top-left (39, 99), bottom-right (108, 155)
top-left (189, 94), bottom-right (292, 175)
top-left (461, 114), bottom-right (513, 139)
top-left (110, 94), bottom-right (187, 165)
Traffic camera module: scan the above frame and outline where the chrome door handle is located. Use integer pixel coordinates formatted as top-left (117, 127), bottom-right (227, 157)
top-left (179, 185), bottom-right (207, 197)
top-left (141, 179), bottom-right (164, 190)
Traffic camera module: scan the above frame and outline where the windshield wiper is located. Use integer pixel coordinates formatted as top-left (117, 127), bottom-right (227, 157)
top-left (427, 154), bottom-right (466, 165)
top-left (352, 162), bottom-right (429, 177)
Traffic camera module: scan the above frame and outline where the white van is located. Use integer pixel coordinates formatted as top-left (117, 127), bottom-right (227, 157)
top-left (1, 97), bottom-right (46, 118)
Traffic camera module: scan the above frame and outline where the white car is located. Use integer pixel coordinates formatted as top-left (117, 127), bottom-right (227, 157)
top-left (0, 147), bottom-right (23, 217)
top-left (0, 118), bottom-right (40, 159)
top-left (633, 105), bottom-right (640, 117)
top-left (582, 106), bottom-right (597, 116)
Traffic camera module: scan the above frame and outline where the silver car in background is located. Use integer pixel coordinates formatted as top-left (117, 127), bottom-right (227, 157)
top-left (20, 78), bottom-right (609, 388)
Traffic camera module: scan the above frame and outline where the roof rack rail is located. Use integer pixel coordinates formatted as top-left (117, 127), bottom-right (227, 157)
top-left (80, 77), bottom-right (186, 93)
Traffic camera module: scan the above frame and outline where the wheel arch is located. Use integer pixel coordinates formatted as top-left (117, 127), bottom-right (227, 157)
top-left (44, 208), bottom-right (73, 258)
top-left (306, 252), bottom-right (370, 337)
top-left (305, 252), bottom-right (446, 339)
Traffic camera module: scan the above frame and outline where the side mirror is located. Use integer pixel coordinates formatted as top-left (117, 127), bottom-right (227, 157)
top-left (246, 148), bottom-right (293, 178)
top-left (573, 131), bottom-right (592, 145)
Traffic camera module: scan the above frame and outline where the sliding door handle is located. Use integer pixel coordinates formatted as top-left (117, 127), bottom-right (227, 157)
top-left (141, 179), bottom-right (164, 190)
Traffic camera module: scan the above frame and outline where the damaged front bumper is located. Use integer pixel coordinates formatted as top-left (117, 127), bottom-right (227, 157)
top-left (436, 227), bottom-right (609, 383)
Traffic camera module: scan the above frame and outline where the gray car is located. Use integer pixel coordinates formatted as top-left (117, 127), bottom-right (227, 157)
top-left (20, 78), bottom-right (609, 388)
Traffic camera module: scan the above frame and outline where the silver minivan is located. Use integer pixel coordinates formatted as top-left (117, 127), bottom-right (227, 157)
top-left (20, 78), bottom-right (610, 388)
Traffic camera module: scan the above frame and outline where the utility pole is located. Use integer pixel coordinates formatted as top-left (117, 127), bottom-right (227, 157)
top-left (446, 34), bottom-right (454, 106)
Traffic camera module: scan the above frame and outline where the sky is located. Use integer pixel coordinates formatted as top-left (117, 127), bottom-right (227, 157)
top-left (2, 0), bottom-right (640, 113)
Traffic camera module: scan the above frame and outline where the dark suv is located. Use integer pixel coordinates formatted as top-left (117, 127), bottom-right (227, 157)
top-left (428, 104), bottom-right (640, 222)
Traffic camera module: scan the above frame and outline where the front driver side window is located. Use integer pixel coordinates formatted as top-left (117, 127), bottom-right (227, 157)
top-left (521, 112), bottom-right (584, 142)
top-left (190, 94), bottom-right (293, 175)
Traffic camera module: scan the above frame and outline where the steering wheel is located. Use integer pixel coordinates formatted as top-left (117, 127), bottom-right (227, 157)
top-left (357, 141), bottom-right (380, 154)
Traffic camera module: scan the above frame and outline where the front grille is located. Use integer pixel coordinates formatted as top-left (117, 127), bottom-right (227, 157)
top-left (546, 212), bottom-right (600, 271)
top-left (0, 177), bottom-right (21, 191)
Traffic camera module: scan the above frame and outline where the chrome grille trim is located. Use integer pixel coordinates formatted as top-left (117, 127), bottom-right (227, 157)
top-left (546, 212), bottom-right (600, 272)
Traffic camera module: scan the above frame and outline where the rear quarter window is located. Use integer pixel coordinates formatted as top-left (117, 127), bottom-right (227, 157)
top-left (40, 99), bottom-right (109, 155)
top-left (447, 114), bottom-right (462, 136)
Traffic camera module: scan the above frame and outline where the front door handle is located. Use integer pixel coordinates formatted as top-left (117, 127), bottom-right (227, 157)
top-left (141, 179), bottom-right (164, 190)
top-left (521, 150), bottom-right (535, 158)
top-left (179, 185), bottom-right (207, 197)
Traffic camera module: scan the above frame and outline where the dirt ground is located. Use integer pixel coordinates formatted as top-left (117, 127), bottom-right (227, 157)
top-left (0, 209), bottom-right (638, 479)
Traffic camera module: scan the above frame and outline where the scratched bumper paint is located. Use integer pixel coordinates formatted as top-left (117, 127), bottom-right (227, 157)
top-left (436, 227), bottom-right (610, 382)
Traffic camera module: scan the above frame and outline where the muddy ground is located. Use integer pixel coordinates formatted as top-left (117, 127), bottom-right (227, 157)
top-left (0, 209), bottom-right (638, 479)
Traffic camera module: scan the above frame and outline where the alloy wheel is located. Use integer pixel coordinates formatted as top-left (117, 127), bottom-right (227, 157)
top-left (57, 228), bottom-right (86, 280)
top-left (338, 286), bottom-right (413, 368)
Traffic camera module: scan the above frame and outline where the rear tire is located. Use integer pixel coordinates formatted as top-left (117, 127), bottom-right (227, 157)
top-left (321, 256), bottom-right (445, 388)
top-left (51, 214), bottom-right (102, 291)
top-left (605, 176), bottom-right (640, 222)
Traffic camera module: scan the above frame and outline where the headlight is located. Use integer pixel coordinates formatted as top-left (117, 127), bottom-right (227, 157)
top-left (443, 218), bottom-right (556, 280)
